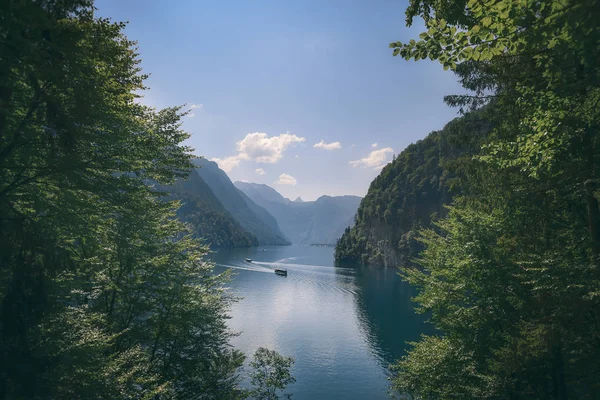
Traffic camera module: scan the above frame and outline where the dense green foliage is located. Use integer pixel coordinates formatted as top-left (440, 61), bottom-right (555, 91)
top-left (335, 113), bottom-right (489, 266)
top-left (0, 1), bottom-right (244, 398)
top-left (388, 0), bottom-right (600, 398)
top-left (167, 168), bottom-right (259, 248)
top-left (249, 348), bottom-right (296, 400)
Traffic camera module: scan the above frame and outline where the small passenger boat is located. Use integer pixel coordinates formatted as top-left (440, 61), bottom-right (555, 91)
top-left (274, 268), bottom-right (287, 276)
top-left (245, 258), bottom-right (252, 262)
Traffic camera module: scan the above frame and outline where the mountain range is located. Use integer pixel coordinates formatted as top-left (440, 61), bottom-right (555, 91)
top-left (165, 158), bottom-right (361, 248)
top-left (192, 158), bottom-right (290, 246)
top-left (163, 168), bottom-right (259, 247)
top-left (234, 181), bottom-right (362, 245)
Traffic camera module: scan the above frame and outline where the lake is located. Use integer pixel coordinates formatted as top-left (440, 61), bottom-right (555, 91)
top-left (210, 245), bottom-right (429, 399)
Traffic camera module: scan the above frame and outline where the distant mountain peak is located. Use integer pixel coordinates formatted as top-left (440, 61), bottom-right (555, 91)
top-left (236, 181), bottom-right (363, 245)
top-left (193, 162), bottom-right (290, 245)
top-left (234, 181), bottom-right (289, 204)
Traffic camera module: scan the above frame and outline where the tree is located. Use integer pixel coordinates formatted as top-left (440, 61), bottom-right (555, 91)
top-left (249, 348), bottom-right (296, 400)
top-left (389, 0), bottom-right (600, 398)
top-left (0, 1), bottom-right (244, 398)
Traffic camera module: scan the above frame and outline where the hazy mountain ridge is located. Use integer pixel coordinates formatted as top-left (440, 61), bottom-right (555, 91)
top-left (164, 169), bottom-right (259, 248)
top-left (234, 181), bottom-right (362, 245)
top-left (235, 182), bottom-right (290, 204)
top-left (194, 159), bottom-right (290, 245)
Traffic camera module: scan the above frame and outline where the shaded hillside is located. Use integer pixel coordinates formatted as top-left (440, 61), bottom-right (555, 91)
top-left (235, 182), bottom-right (290, 204)
top-left (237, 189), bottom-right (284, 239)
top-left (166, 169), bottom-right (258, 248)
top-left (234, 181), bottom-right (362, 245)
top-left (194, 159), bottom-right (290, 245)
top-left (335, 113), bottom-right (489, 267)
top-left (296, 195), bottom-right (362, 244)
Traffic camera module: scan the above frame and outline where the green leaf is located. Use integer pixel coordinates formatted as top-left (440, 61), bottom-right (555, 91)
top-left (462, 46), bottom-right (474, 60)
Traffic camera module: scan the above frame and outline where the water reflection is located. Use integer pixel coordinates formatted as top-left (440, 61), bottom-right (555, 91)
top-left (209, 246), bottom-right (428, 400)
top-left (336, 263), bottom-right (433, 369)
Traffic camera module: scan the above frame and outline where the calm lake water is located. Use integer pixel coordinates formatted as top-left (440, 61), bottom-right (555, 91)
top-left (210, 245), bottom-right (429, 400)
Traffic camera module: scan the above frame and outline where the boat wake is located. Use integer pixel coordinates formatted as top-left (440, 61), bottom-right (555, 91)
top-left (253, 261), bottom-right (355, 273)
top-left (214, 259), bottom-right (358, 295)
top-left (214, 263), bottom-right (272, 273)
top-left (250, 261), bottom-right (357, 295)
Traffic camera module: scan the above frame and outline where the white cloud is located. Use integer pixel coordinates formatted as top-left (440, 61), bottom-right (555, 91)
top-left (371, 142), bottom-right (378, 148)
top-left (211, 155), bottom-right (242, 173)
top-left (255, 168), bottom-right (266, 176)
top-left (313, 140), bottom-right (341, 150)
top-left (349, 147), bottom-right (393, 169)
top-left (212, 132), bottom-right (305, 173)
top-left (237, 132), bottom-right (305, 163)
top-left (294, 155), bottom-right (300, 159)
top-left (275, 173), bottom-right (297, 186)
top-left (187, 103), bottom-right (203, 118)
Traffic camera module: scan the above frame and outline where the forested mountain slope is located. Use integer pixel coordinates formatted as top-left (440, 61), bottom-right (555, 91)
top-left (235, 181), bottom-right (362, 245)
top-left (165, 169), bottom-right (258, 247)
top-left (194, 159), bottom-right (290, 245)
top-left (387, 1), bottom-right (600, 397)
top-left (335, 113), bottom-right (489, 267)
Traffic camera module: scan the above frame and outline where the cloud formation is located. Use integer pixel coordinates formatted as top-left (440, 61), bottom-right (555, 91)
top-left (275, 173), bottom-right (297, 186)
top-left (349, 147), bottom-right (393, 169)
top-left (187, 103), bottom-right (203, 118)
top-left (313, 140), bottom-right (341, 150)
top-left (255, 168), bottom-right (266, 176)
top-left (237, 132), bottom-right (305, 163)
top-left (371, 142), bottom-right (378, 148)
top-left (211, 132), bottom-right (305, 172)
top-left (211, 155), bottom-right (242, 173)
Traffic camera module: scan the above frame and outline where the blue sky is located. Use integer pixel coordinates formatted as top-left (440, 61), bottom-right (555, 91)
top-left (96, 0), bottom-right (464, 200)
